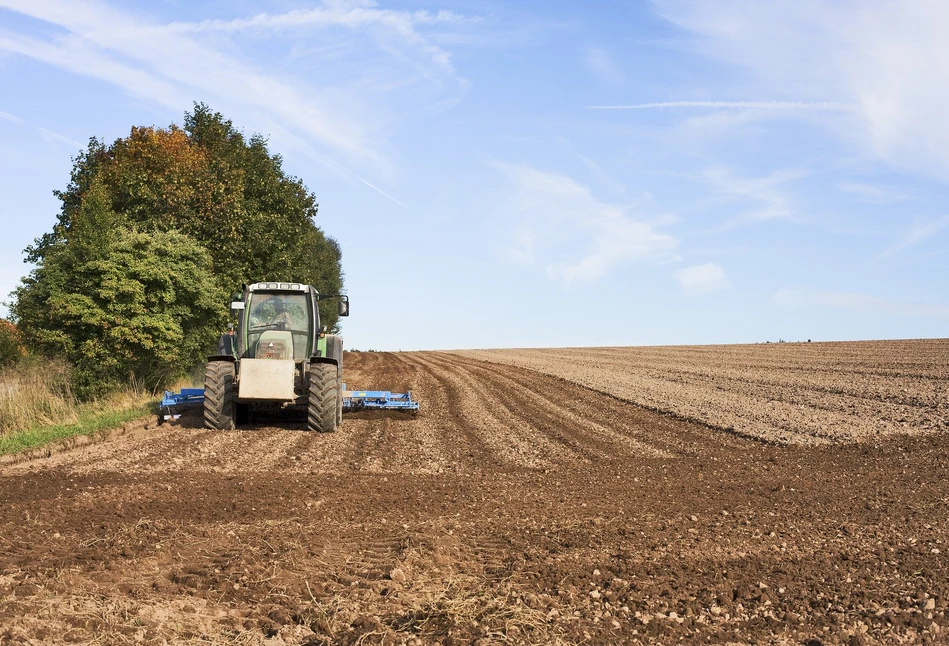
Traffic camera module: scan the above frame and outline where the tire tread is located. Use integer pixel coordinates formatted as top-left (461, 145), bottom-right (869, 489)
top-left (307, 363), bottom-right (339, 432)
top-left (204, 361), bottom-right (236, 430)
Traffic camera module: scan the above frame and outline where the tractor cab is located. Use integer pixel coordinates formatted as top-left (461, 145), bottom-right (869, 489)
top-left (226, 282), bottom-right (349, 363)
top-left (243, 287), bottom-right (314, 361)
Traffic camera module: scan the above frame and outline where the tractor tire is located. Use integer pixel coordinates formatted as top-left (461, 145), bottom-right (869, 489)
top-left (308, 363), bottom-right (339, 433)
top-left (204, 361), bottom-right (236, 430)
top-left (325, 335), bottom-right (344, 426)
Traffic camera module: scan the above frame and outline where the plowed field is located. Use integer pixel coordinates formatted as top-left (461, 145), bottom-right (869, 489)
top-left (460, 339), bottom-right (949, 445)
top-left (1, 346), bottom-right (948, 645)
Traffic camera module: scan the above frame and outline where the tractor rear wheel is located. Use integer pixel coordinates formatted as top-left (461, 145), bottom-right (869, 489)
top-left (204, 361), bottom-right (236, 430)
top-left (308, 363), bottom-right (339, 433)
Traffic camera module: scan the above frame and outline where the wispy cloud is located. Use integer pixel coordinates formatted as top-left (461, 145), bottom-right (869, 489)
top-left (877, 215), bottom-right (949, 259)
top-left (37, 127), bottom-right (83, 150)
top-left (650, 0), bottom-right (949, 180)
top-left (590, 101), bottom-right (853, 111)
top-left (495, 162), bottom-right (677, 285)
top-left (0, 110), bottom-right (24, 124)
top-left (837, 181), bottom-right (907, 204)
top-left (173, 6), bottom-right (477, 33)
top-left (703, 167), bottom-right (805, 226)
top-left (0, 0), bottom-right (474, 182)
top-left (165, 4), bottom-right (475, 77)
top-left (774, 288), bottom-right (949, 319)
top-left (584, 46), bottom-right (624, 84)
top-left (675, 262), bottom-right (729, 294)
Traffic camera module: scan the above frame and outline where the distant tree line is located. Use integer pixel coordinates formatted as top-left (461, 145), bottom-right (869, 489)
top-left (10, 104), bottom-right (344, 397)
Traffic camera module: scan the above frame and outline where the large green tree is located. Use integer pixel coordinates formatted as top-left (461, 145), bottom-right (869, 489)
top-left (14, 178), bottom-right (226, 396)
top-left (14, 105), bottom-right (344, 396)
top-left (25, 103), bottom-right (344, 328)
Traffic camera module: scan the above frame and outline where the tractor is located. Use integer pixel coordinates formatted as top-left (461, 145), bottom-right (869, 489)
top-left (203, 282), bottom-right (349, 432)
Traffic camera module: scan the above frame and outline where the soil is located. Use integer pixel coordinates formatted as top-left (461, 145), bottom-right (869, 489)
top-left (0, 350), bottom-right (947, 645)
top-left (459, 340), bottom-right (949, 445)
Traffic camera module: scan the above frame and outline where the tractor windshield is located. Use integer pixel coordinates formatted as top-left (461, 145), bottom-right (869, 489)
top-left (245, 292), bottom-right (312, 360)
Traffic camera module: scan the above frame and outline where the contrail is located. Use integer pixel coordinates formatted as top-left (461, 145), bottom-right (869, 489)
top-left (38, 127), bottom-right (83, 148)
top-left (0, 110), bottom-right (25, 124)
top-left (589, 101), bottom-right (853, 111)
top-left (359, 177), bottom-right (409, 209)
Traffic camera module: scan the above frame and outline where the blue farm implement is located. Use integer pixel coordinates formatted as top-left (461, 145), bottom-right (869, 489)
top-left (342, 385), bottom-right (420, 413)
top-left (159, 384), bottom-right (419, 423)
top-left (159, 388), bottom-right (205, 424)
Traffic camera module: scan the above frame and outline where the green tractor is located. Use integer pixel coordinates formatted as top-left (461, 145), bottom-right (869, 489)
top-left (204, 282), bottom-right (349, 432)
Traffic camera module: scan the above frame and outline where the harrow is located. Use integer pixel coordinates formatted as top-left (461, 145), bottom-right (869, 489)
top-left (159, 388), bottom-right (205, 424)
top-left (342, 385), bottom-right (420, 412)
top-left (158, 385), bottom-right (418, 423)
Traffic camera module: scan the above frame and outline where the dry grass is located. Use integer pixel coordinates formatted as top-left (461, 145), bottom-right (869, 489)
top-left (0, 359), bottom-right (77, 435)
top-left (390, 574), bottom-right (567, 644)
top-left (0, 360), bottom-right (155, 455)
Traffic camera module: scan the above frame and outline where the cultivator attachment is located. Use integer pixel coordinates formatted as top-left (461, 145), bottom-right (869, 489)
top-left (159, 388), bottom-right (205, 424)
top-left (158, 383), bottom-right (419, 424)
top-left (342, 385), bottom-right (419, 413)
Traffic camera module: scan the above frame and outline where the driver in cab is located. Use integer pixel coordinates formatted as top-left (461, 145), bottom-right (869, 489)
top-left (253, 298), bottom-right (294, 330)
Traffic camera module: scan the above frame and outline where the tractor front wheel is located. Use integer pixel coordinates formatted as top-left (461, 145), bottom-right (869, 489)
top-left (308, 363), bottom-right (339, 433)
top-left (204, 361), bottom-right (236, 430)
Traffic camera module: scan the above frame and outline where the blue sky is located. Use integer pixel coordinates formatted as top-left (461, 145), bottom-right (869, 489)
top-left (0, 0), bottom-right (947, 350)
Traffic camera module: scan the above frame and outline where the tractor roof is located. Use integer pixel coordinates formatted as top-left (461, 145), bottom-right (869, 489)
top-left (247, 282), bottom-right (312, 294)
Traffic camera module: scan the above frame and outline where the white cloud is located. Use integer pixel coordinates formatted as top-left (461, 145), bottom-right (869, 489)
top-left (836, 181), bottom-right (907, 204)
top-left (584, 46), bottom-right (624, 84)
top-left (703, 167), bottom-right (805, 225)
top-left (0, 0), bottom-right (473, 179)
top-left (589, 101), bottom-right (851, 111)
top-left (773, 288), bottom-right (949, 319)
top-left (651, 0), bottom-right (949, 181)
top-left (878, 215), bottom-right (949, 259)
top-left (495, 162), bottom-right (678, 285)
top-left (675, 262), bottom-right (728, 294)
top-left (166, 3), bottom-right (471, 77)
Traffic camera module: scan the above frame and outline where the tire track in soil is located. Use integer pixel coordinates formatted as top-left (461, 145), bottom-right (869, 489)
top-left (341, 352), bottom-right (464, 475)
top-left (403, 352), bottom-right (561, 471)
top-left (426, 352), bottom-right (675, 460)
top-left (406, 352), bottom-right (517, 471)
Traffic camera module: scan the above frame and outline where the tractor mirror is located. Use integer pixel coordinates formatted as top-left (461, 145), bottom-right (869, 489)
top-left (231, 301), bottom-right (245, 312)
top-left (338, 299), bottom-right (350, 317)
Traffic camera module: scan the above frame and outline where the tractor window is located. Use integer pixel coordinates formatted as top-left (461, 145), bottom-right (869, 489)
top-left (245, 293), bottom-right (311, 360)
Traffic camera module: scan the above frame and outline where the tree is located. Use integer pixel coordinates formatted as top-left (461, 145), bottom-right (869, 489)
top-left (25, 103), bottom-right (344, 329)
top-left (14, 105), bottom-right (345, 397)
top-left (0, 320), bottom-right (25, 367)
top-left (13, 181), bottom-right (226, 396)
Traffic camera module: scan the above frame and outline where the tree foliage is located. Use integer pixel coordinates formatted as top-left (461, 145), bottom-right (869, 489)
top-left (0, 320), bottom-right (25, 367)
top-left (14, 178), bottom-right (226, 396)
top-left (14, 104), bottom-right (343, 396)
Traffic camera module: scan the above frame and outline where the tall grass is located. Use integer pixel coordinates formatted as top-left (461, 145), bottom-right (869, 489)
top-left (0, 359), bottom-right (78, 435)
top-left (0, 360), bottom-right (155, 454)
